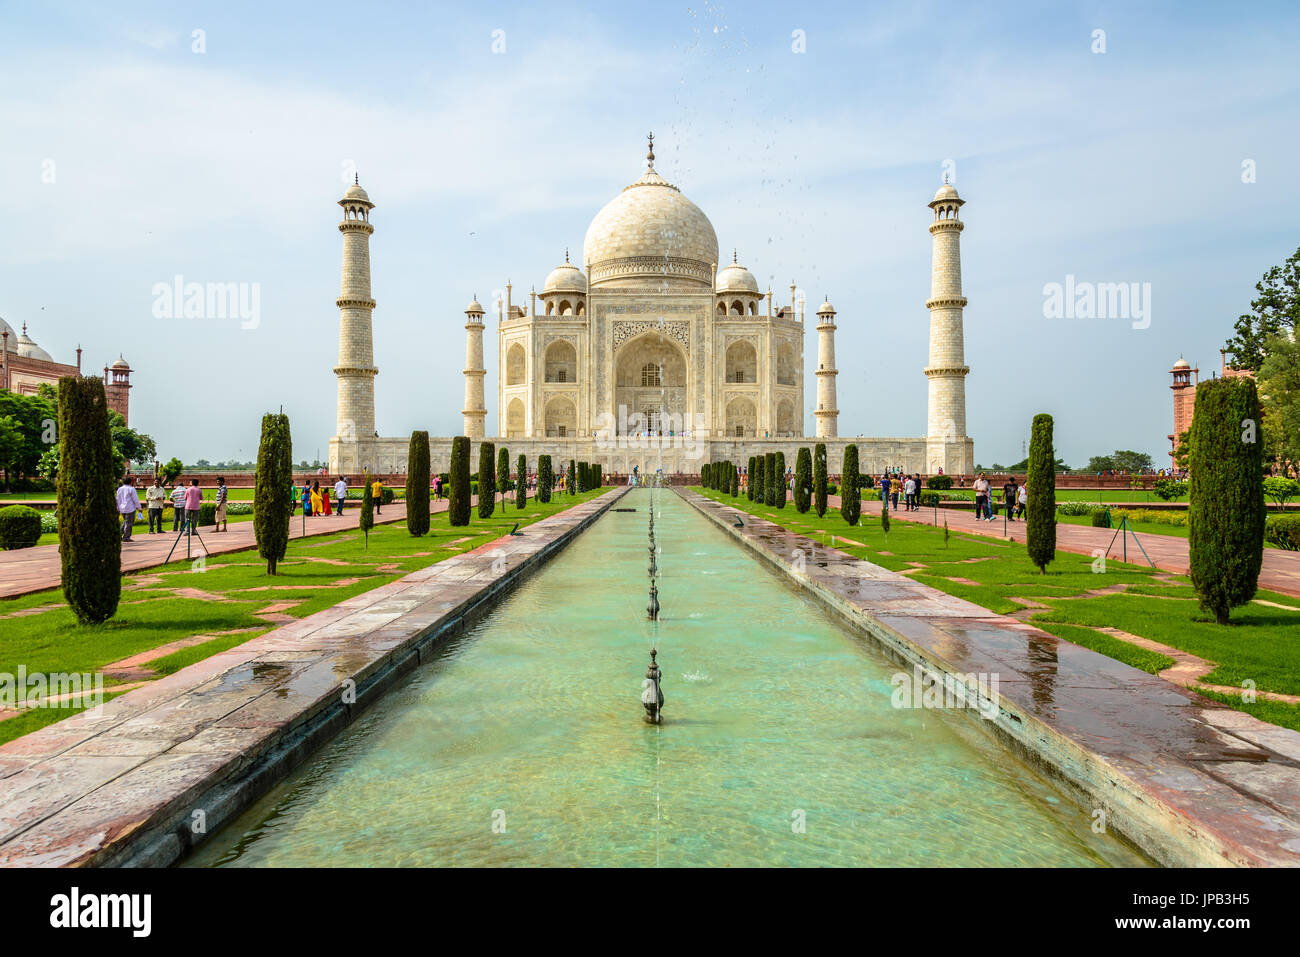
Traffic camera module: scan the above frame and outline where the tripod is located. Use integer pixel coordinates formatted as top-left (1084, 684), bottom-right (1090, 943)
top-left (163, 512), bottom-right (210, 565)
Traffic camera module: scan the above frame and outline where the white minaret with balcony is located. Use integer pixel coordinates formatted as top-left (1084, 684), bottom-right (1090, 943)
top-left (924, 178), bottom-right (973, 475)
top-left (462, 296), bottom-right (487, 437)
top-left (331, 176), bottom-right (377, 473)
top-left (814, 297), bottom-right (839, 437)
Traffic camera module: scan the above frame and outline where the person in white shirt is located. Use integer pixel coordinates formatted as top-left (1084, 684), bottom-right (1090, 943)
top-left (333, 477), bottom-right (348, 516)
top-left (170, 483), bottom-right (187, 531)
top-left (116, 477), bottom-right (140, 542)
top-left (1016, 483), bottom-right (1028, 519)
top-left (146, 479), bottom-right (167, 534)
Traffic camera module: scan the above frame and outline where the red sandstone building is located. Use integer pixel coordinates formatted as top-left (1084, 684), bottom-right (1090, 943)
top-left (0, 316), bottom-right (132, 424)
top-left (1168, 352), bottom-right (1252, 461)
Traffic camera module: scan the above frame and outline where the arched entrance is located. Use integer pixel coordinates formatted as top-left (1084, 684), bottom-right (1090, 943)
top-left (613, 333), bottom-right (688, 435)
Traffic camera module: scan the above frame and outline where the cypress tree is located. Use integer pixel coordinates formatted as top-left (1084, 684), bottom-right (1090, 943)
top-left (814, 443), bottom-right (828, 517)
top-left (254, 411), bottom-right (292, 573)
top-left (840, 444), bottom-right (861, 526)
top-left (765, 452), bottom-right (777, 506)
top-left (538, 454), bottom-right (553, 503)
top-left (593, 463), bottom-right (602, 488)
top-left (478, 441), bottom-right (496, 518)
top-left (568, 459), bottom-right (576, 496)
top-left (730, 463), bottom-right (739, 497)
top-left (517, 454), bottom-right (528, 508)
top-left (794, 447), bottom-right (812, 513)
top-left (774, 451), bottom-right (786, 508)
top-left (1026, 413), bottom-right (1057, 573)
top-left (881, 500), bottom-right (890, 536)
top-left (1189, 378), bottom-right (1266, 624)
top-left (753, 454), bottom-right (765, 506)
top-left (360, 469), bottom-right (374, 549)
top-left (406, 430), bottom-right (432, 536)
top-left (747, 456), bottom-right (757, 501)
top-left (704, 462), bottom-right (712, 488)
top-left (448, 435), bottom-right (471, 527)
top-left (497, 446), bottom-right (510, 507)
top-left (57, 376), bottom-right (120, 624)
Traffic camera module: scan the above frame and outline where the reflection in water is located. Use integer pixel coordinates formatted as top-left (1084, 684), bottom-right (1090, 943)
top-left (187, 489), bottom-right (1148, 868)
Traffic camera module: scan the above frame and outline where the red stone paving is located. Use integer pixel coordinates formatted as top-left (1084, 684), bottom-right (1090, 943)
top-left (0, 498), bottom-right (472, 600)
top-left (827, 496), bottom-right (1300, 599)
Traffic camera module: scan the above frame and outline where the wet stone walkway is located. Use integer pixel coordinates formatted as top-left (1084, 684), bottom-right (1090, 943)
top-left (0, 488), bottom-right (627, 867)
top-left (681, 488), bottom-right (1300, 868)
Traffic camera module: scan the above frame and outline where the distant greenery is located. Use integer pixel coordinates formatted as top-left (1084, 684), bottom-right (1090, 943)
top-left (1084, 450), bottom-right (1154, 473)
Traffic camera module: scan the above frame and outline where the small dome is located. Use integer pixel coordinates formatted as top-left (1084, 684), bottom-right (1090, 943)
top-left (341, 177), bottom-right (372, 206)
top-left (111, 354), bottom-right (130, 370)
top-left (1172, 356), bottom-right (1191, 370)
top-left (716, 253), bottom-right (759, 294)
top-left (16, 324), bottom-right (53, 362)
top-left (817, 298), bottom-right (836, 315)
top-left (543, 252), bottom-right (587, 294)
top-left (465, 296), bottom-right (485, 315)
top-left (932, 181), bottom-right (961, 204)
top-left (0, 316), bottom-right (15, 349)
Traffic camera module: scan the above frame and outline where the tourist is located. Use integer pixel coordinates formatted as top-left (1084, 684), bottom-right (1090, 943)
top-left (890, 475), bottom-right (900, 511)
top-left (214, 476), bottom-right (229, 532)
top-left (290, 477), bottom-right (298, 515)
top-left (116, 476), bottom-right (140, 542)
top-left (301, 482), bottom-right (313, 516)
top-left (903, 474), bottom-right (916, 511)
top-left (171, 482), bottom-right (187, 531)
top-left (321, 481), bottom-right (331, 517)
top-left (184, 479), bottom-right (202, 533)
top-left (1002, 476), bottom-right (1018, 521)
top-left (311, 481), bottom-right (322, 516)
top-left (334, 476), bottom-right (348, 515)
top-left (371, 475), bottom-right (383, 515)
top-left (1016, 482), bottom-right (1027, 519)
top-left (146, 477), bottom-right (166, 533)
top-left (433, 474), bottom-right (442, 501)
top-left (880, 472), bottom-right (891, 508)
top-left (973, 473), bottom-right (990, 521)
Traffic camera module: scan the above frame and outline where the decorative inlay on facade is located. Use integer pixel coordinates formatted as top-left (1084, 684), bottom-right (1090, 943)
top-left (923, 365), bottom-right (970, 377)
top-left (925, 297), bottom-right (968, 309)
top-left (336, 298), bottom-right (377, 309)
top-left (611, 319), bottom-right (690, 350)
top-left (590, 256), bottom-right (712, 286)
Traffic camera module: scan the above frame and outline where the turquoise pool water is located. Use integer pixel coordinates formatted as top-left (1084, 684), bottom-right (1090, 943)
top-left (188, 488), bottom-right (1147, 867)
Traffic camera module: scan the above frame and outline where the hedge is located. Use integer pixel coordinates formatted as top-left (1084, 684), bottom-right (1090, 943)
top-left (1265, 515), bottom-right (1300, 550)
top-left (926, 474), bottom-right (953, 490)
top-left (0, 505), bottom-right (42, 549)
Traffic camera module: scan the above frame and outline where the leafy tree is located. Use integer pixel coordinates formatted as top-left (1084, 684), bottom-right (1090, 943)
top-left (1027, 414), bottom-right (1057, 573)
top-left (0, 415), bottom-right (23, 490)
top-left (1188, 377), bottom-right (1266, 623)
top-left (1151, 479), bottom-right (1187, 501)
top-left (161, 457), bottom-right (184, 483)
top-left (793, 447), bottom-right (811, 513)
top-left (517, 454), bottom-right (527, 508)
top-left (1264, 476), bottom-right (1300, 508)
top-left (840, 444), bottom-right (860, 525)
top-left (814, 443), bottom-right (827, 517)
top-left (253, 412), bottom-right (292, 573)
top-left (1172, 430), bottom-right (1191, 472)
top-left (0, 389), bottom-right (57, 481)
top-left (407, 431), bottom-right (432, 535)
top-left (478, 441), bottom-right (496, 519)
top-left (1224, 244), bottom-right (1300, 373)
top-left (1258, 332), bottom-right (1300, 472)
top-left (57, 376), bottom-right (120, 624)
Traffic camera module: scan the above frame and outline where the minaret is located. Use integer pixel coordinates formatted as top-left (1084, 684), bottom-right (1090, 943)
top-left (333, 176), bottom-right (377, 473)
top-left (814, 298), bottom-right (838, 437)
top-left (462, 296), bottom-right (487, 437)
top-left (924, 177), bottom-right (972, 475)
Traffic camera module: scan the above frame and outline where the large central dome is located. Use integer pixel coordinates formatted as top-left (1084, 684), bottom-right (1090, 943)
top-left (582, 138), bottom-right (719, 289)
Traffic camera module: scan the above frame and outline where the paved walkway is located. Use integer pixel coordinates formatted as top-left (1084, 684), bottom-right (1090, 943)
top-left (0, 497), bottom-right (475, 600)
top-left (826, 496), bottom-right (1300, 598)
top-left (0, 488), bottom-right (626, 866)
top-left (683, 488), bottom-right (1300, 867)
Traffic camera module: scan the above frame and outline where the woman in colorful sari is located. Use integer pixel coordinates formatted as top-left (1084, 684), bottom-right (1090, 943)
top-left (321, 484), bottom-right (331, 517)
top-left (301, 482), bottom-right (312, 516)
top-left (310, 481), bottom-right (322, 517)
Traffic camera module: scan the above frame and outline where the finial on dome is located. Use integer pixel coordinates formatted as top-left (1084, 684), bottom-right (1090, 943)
top-left (944, 172), bottom-right (949, 185)
top-left (565, 247), bottom-right (570, 264)
top-left (647, 131), bottom-right (655, 170)
top-left (733, 249), bottom-right (738, 264)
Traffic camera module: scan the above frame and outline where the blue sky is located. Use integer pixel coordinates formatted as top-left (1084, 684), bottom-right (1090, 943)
top-left (2, 0), bottom-right (1297, 467)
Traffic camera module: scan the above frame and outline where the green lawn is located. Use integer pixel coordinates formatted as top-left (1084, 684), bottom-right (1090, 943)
top-left (697, 487), bottom-right (1300, 731)
top-left (0, 488), bottom-right (610, 746)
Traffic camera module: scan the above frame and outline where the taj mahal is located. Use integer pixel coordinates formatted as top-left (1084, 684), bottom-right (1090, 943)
top-left (329, 135), bottom-right (974, 476)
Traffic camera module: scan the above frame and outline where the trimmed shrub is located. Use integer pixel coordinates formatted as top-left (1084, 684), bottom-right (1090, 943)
top-left (926, 474), bottom-right (953, 490)
top-left (0, 505), bottom-right (41, 549)
top-left (478, 441), bottom-right (496, 519)
top-left (1026, 413), bottom-right (1057, 573)
top-left (568, 459), bottom-right (576, 496)
top-left (57, 376), bottom-right (120, 624)
top-left (1265, 515), bottom-right (1300, 550)
top-left (774, 451), bottom-right (786, 508)
top-left (517, 455), bottom-right (528, 508)
top-left (703, 462), bottom-right (712, 488)
top-left (593, 464), bottom-right (602, 488)
top-left (1188, 377), bottom-right (1265, 623)
top-left (1091, 510), bottom-right (1111, 528)
top-left (753, 455), bottom-right (766, 506)
top-left (360, 469), bottom-right (374, 546)
top-left (406, 431), bottom-right (432, 536)
top-left (813, 443), bottom-right (827, 517)
top-left (918, 492), bottom-right (940, 508)
top-left (1264, 476), bottom-right (1300, 508)
top-left (1151, 478), bottom-right (1187, 501)
top-left (497, 447), bottom-right (511, 502)
top-left (861, 473), bottom-right (875, 490)
top-left (1057, 501), bottom-right (1106, 516)
top-left (881, 501), bottom-right (890, 536)
top-left (747, 456), bottom-right (757, 501)
top-left (840, 444), bottom-right (860, 525)
top-left (254, 412), bottom-right (292, 573)
top-left (793, 447), bottom-right (812, 514)
top-left (538, 455), bottom-right (553, 504)
top-left (730, 464), bottom-right (739, 497)
top-left (448, 435), bottom-right (471, 527)
top-left (764, 452), bottom-right (777, 506)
